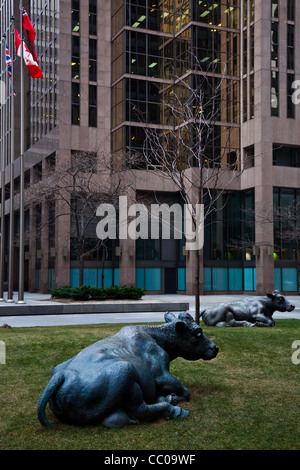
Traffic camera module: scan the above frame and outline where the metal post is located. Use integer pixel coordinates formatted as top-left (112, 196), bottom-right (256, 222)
top-left (17, 1), bottom-right (25, 303)
top-left (6, 14), bottom-right (15, 303)
top-left (0, 36), bottom-right (6, 302)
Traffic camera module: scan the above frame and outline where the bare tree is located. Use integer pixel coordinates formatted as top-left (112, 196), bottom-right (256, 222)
top-left (135, 68), bottom-right (242, 323)
top-left (25, 151), bottom-right (133, 287)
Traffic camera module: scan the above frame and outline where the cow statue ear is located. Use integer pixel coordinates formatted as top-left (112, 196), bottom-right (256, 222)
top-left (164, 312), bottom-right (177, 323)
top-left (178, 312), bottom-right (194, 323)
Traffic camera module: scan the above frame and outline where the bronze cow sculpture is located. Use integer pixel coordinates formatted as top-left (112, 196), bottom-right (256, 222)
top-left (200, 290), bottom-right (295, 327)
top-left (38, 312), bottom-right (218, 428)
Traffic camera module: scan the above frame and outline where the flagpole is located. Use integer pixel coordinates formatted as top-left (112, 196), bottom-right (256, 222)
top-left (6, 14), bottom-right (15, 303)
top-left (0, 36), bottom-right (6, 302)
top-left (17, 1), bottom-right (25, 303)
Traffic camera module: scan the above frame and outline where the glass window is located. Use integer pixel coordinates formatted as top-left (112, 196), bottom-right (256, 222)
top-left (271, 0), bottom-right (278, 18)
top-left (229, 268), bottom-right (243, 291)
top-left (287, 24), bottom-right (295, 70)
top-left (271, 21), bottom-right (278, 68)
top-left (212, 268), bottom-right (228, 291)
top-left (72, 35), bottom-right (80, 80)
top-left (287, 0), bottom-right (295, 21)
top-left (178, 268), bottom-right (186, 291)
top-left (71, 82), bottom-right (80, 125)
top-left (89, 59), bottom-right (97, 82)
top-left (89, 38), bottom-right (97, 82)
top-left (274, 188), bottom-right (300, 261)
top-left (72, 0), bottom-right (80, 32)
top-left (282, 268), bottom-right (297, 291)
top-left (125, 0), bottom-right (160, 31)
top-left (89, 0), bottom-right (97, 35)
top-left (273, 146), bottom-right (300, 167)
top-left (244, 268), bottom-right (256, 291)
top-left (287, 74), bottom-right (295, 119)
top-left (271, 71), bottom-right (279, 116)
top-left (89, 85), bottom-right (97, 127)
top-left (145, 268), bottom-right (161, 290)
top-left (89, 38), bottom-right (97, 61)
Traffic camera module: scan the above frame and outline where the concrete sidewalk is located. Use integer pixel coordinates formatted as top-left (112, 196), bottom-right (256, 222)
top-left (0, 292), bottom-right (300, 327)
top-left (0, 292), bottom-right (300, 308)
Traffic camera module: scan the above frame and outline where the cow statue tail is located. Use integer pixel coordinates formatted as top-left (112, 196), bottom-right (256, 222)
top-left (37, 371), bottom-right (65, 426)
top-left (199, 309), bottom-right (206, 318)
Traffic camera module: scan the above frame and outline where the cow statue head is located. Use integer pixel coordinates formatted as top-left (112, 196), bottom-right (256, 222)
top-left (164, 312), bottom-right (219, 361)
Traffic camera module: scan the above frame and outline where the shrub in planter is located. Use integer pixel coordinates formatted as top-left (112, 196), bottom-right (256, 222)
top-left (50, 285), bottom-right (145, 301)
top-left (50, 286), bottom-right (74, 299)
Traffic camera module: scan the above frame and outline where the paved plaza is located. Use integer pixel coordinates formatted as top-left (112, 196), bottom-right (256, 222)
top-left (0, 292), bottom-right (299, 327)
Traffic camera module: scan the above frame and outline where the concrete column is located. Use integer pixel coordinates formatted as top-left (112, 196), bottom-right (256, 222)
top-left (40, 202), bottom-right (49, 293)
top-left (28, 205), bottom-right (36, 292)
top-left (118, 190), bottom-right (136, 287)
top-left (55, 201), bottom-right (70, 288)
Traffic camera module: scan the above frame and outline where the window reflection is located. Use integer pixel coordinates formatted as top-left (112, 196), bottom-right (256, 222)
top-left (30, 0), bottom-right (58, 144)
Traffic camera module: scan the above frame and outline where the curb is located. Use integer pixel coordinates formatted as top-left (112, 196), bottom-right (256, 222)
top-left (0, 302), bottom-right (189, 317)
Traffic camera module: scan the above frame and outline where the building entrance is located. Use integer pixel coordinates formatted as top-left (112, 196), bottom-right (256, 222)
top-left (165, 268), bottom-right (177, 294)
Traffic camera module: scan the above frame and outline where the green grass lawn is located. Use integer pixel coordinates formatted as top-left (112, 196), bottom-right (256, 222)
top-left (0, 320), bottom-right (299, 450)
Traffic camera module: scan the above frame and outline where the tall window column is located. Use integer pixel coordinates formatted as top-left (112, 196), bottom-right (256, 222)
top-left (71, 0), bottom-right (80, 125)
top-left (287, 0), bottom-right (295, 119)
top-left (89, 1), bottom-right (97, 127)
top-left (271, 0), bottom-right (279, 116)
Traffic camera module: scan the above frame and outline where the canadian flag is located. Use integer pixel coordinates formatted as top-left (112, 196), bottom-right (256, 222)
top-left (22, 8), bottom-right (39, 63)
top-left (15, 28), bottom-right (43, 79)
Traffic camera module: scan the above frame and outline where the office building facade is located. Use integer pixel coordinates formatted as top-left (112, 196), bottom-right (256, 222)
top-left (0, 0), bottom-right (299, 295)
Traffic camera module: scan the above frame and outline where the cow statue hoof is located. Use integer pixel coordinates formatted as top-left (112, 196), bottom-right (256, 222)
top-left (201, 290), bottom-right (295, 327)
top-left (38, 312), bottom-right (218, 428)
top-left (167, 406), bottom-right (189, 420)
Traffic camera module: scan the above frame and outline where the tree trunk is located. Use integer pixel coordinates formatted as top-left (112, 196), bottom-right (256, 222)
top-left (79, 254), bottom-right (84, 286)
top-left (195, 249), bottom-right (200, 324)
top-left (101, 245), bottom-right (105, 288)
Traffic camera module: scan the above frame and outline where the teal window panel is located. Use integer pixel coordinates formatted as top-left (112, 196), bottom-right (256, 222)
top-left (114, 268), bottom-right (119, 286)
top-left (98, 269), bottom-right (113, 287)
top-left (145, 268), bottom-right (161, 290)
top-left (104, 268), bottom-right (113, 287)
top-left (84, 268), bottom-right (97, 287)
top-left (48, 268), bottom-right (55, 290)
top-left (244, 267), bottom-right (256, 291)
top-left (178, 268), bottom-right (186, 291)
top-left (204, 267), bottom-right (212, 291)
top-left (136, 268), bottom-right (145, 289)
top-left (229, 268), bottom-right (243, 291)
top-left (70, 268), bottom-right (80, 287)
top-left (35, 269), bottom-right (41, 290)
top-left (282, 267), bottom-right (297, 291)
top-left (274, 267), bottom-right (282, 291)
top-left (212, 268), bottom-right (228, 291)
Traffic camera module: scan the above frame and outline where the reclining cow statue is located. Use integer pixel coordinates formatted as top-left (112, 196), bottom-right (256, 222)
top-left (200, 290), bottom-right (295, 327)
top-left (38, 312), bottom-right (218, 428)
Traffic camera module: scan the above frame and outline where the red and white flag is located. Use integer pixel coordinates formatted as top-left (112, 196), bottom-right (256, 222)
top-left (15, 28), bottom-right (43, 79)
top-left (22, 8), bottom-right (38, 63)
